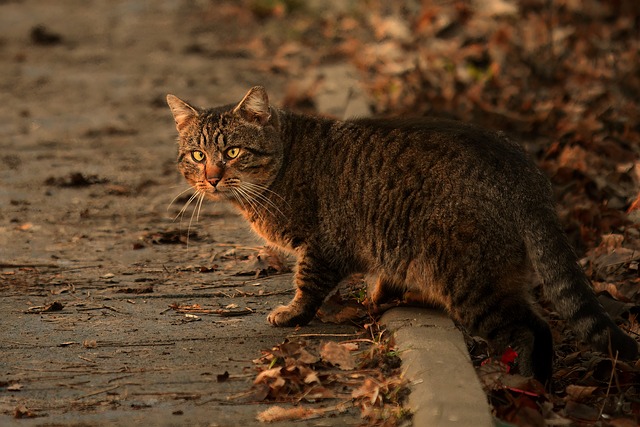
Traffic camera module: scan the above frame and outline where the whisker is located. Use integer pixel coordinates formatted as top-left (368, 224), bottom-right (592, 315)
top-left (174, 190), bottom-right (201, 222)
top-left (196, 191), bottom-right (206, 223)
top-left (186, 190), bottom-right (204, 248)
top-left (240, 183), bottom-right (286, 219)
top-left (230, 188), bottom-right (248, 212)
top-left (235, 186), bottom-right (268, 222)
top-left (229, 189), bottom-right (241, 208)
top-left (243, 182), bottom-right (291, 209)
top-left (237, 185), bottom-right (281, 222)
top-left (168, 186), bottom-right (196, 211)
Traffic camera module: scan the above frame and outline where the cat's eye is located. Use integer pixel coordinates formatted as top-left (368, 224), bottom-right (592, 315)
top-left (225, 147), bottom-right (241, 159)
top-left (191, 150), bottom-right (205, 162)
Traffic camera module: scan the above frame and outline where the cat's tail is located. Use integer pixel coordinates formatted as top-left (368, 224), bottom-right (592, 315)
top-left (521, 203), bottom-right (638, 361)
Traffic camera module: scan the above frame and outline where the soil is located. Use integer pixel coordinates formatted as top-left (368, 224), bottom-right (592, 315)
top-left (0, 1), bottom-right (367, 425)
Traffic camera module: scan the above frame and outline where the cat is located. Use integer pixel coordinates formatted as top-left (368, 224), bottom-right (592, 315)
top-left (166, 86), bottom-right (638, 382)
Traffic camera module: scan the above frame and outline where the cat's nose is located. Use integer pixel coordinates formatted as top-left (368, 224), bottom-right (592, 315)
top-left (205, 162), bottom-right (224, 188)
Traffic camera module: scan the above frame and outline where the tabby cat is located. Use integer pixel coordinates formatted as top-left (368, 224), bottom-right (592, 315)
top-left (167, 86), bottom-right (637, 381)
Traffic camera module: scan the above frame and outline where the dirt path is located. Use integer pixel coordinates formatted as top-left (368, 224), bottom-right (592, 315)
top-left (0, 1), bottom-right (367, 425)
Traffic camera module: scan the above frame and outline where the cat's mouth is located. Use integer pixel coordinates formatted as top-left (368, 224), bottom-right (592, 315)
top-left (189, 181), bottom-right (222, 201)
top-left (202, 187), bottom-right (225, 200)
top-left (199, 181), bottom-right (235, 201)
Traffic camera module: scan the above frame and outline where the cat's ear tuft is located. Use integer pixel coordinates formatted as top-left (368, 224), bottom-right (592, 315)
top-left (233, 86), bottom-right (271, 126)
top-left (167, 94), bottom-right (199, 132)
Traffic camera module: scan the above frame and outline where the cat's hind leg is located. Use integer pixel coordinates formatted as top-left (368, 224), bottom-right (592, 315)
top-left (452, 289), bottom-right (553, 383)
top-left (268, 250), bottom-right (342, 327)
top-left (366, 273), bottom-right (404, 306)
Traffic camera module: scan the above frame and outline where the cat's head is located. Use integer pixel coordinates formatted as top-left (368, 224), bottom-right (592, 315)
top-left (166, 86), bottom-right (283, 204)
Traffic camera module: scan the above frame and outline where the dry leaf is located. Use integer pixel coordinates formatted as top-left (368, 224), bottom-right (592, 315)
top-left (627, 191), bottom-right (640, 213)
top-left (254, 367), bottom-right (283, 385)
top-left (320, 341), bottom-right (356, 370)
top-left (17, 223), bottom-right (33, 231)
top-left (607, 418), bottom-right (640, 427)
top-left (303, 371), bottom-right (320, 384)
top-left (564, 400), bottom-right (599, 421)
top-left (25, 301), bottom-right (64, 314)
top-left (352, 378), bottom-right (381, 405)
top-left (13, 406), bottom-right (36, 419)
top-left (565, 384), bottom-right (598, 401)
top-left (216, 371), bottom-right (229, 383)
top-left (316, 291), bottom-right (367, 324)
top-left (82, 340), bottom-right (97, 348)
top-left (303, 385), bottom-right (335, 400)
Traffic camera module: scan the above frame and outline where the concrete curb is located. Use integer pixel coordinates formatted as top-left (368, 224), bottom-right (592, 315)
top-left (381, 307), bottom-right (494, 427)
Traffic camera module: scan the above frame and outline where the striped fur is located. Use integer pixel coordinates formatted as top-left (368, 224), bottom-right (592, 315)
top-left (168, 87), bottom-right (638, 382)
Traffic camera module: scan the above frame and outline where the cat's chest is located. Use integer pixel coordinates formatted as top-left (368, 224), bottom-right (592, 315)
top-left (248, 217), bottom-right (297, 255)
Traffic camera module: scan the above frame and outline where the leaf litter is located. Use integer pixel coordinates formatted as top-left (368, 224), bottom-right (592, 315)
top-left (230, 308), bottom-right (410, 425)
top-left (200, 1), bottom-right (640, 424)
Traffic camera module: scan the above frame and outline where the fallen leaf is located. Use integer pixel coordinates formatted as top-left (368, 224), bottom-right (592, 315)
top-left (607, 418), bottom-right (640, 427)
top-left (320, 341), bottom-right (356, 370)
top-left (44, 172), bottom-right (108, 187)
top-left (564, 400), bottom-right (599, 422)
top-left (303, 371), bottom-right (320, 384)
top-left (14, 406), bottom-right (37, 419)
top-left (254, 367), bottom-right (283, 385)
top-left (627, 192), bottom-right (640, 213)
top-left (116, 285), bottom-right (153, 294)
top-left (351, 378), bottom-right (381, 405)
top-left (234, 247), bottom-right (290, 277)
top-left (142, 230), bottom-right (199, 245)
top-left (214, 307), bottom-right (254, 317)
top-left (565, 384), bottom-right (598, 401)
top-left (83, 340), bottom-right (97, 348)
top-left (316, 291), bottom-right (367, 324)
top-left (25, 301), bottom-right (64, 314)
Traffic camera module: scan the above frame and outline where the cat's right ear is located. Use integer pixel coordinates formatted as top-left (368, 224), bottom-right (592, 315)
top-left (233, 86), bottom-right (271, 126)
top-left (166, 94), bottom-right (199, 132)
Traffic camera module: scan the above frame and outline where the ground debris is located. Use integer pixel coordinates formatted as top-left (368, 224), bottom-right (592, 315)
top-left (317, 290), bottom-right (369, 324)
top-left (116, 285), bottom-right (154, 294)
top-left (140, 230), bottom-right (201, 245)
top-left (240, 320), bottom-right (410, 425)
top-left (44, 173), bottom-right (109, 187)
top-left (470, 334), bottom-right (640, 425)
top-left (25, 301), bottom-right (64, 313)
top-left (30, 24), bottom-right (62, 45)
top-left (256, 404), bottom-right (344, 423)
top-left (168, 303), bottom-right (254, 317)
top-left (233, 247), bottom-right (291, 278)
top-left (13, 405), bottom-right (40, 419)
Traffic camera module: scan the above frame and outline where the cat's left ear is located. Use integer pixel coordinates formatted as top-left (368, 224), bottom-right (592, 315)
top-left (233, 86), bottom-right (271, 126)
top-left (166, 94), bottom-right (199, 132)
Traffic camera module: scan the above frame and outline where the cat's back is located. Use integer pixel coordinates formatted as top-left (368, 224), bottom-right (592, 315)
top-left (340, 117), bottom-right (545, 196)
top-left (348, 117), bottom-right (528, 168)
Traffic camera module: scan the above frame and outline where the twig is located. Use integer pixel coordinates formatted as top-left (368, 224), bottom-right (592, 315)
top-left (76, 305), bottom-right (122, 313)
top-left (75, 384), bottom-right (120, 400)
top-left (94, 340), bottom-right (177, 348)
top-left (598, 350), bottom-right (619, 420)
top-left (0, 262), bottom-right (59, 269)
top-left (215, 308), bottom-right (254, 317)
top-left (288, 333), bottom-right (360, 339)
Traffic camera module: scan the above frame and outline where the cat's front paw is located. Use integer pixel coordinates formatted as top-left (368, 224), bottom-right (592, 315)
top-left (267, 304), bottom-right (314, 327)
